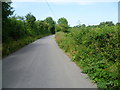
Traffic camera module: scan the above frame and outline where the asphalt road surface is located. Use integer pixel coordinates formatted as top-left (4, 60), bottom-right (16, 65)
top-left (3, 35), bottom-right (97, 88)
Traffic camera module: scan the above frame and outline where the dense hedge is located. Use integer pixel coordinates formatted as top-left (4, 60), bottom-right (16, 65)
top-left (2, 34), bottom-right (50, 57)
top-left (2, 2), bottom-right (56, 57)
top-left (55, 24), bottom-right (119, 89)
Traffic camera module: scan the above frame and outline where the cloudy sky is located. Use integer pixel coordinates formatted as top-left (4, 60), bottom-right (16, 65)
top-left (11, 0), bottom-right (119, 26)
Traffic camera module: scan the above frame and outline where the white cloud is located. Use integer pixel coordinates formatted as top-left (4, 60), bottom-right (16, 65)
top-left (11, 0), bottom-right (119, 5)
top-left (11, 0), bottom-right (119, 3)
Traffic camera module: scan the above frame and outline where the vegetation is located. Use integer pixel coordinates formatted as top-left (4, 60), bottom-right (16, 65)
top-left (2, 2), bottom-right (55, 57)
top-left (55, 17), bottom-right (69, 33)
top-left (44, 17), bottom-right (56, 34)
top-left (2, 2), bottom-right (119, 89)
top-left (55, 22), bottom-right (119, 89)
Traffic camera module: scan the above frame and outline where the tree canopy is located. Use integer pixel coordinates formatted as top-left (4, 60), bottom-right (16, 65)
top-left (57, 17), bottom-right (68, 26)
top-left (56, 17), bottom-right (69, 32)
top-left (2, 2), bottom-right (14, 20)
top-left (44, 17), bottom-right (55, 34)
top-left (25, 13), bottom-right (36, 23)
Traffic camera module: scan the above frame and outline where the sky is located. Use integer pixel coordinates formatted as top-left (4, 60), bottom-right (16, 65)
top-left (11, 0), bottom-right (119, 26)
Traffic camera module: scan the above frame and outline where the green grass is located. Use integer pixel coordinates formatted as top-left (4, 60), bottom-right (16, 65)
top-left (55, 25), bottom-right (119, 89)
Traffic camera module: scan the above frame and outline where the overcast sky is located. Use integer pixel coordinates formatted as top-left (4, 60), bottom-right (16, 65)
top-left (11, 0), bottom-right (118, 26)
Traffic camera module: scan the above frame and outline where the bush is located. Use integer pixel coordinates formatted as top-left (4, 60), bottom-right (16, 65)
top-left (55, 24), bottom-right (119, 89)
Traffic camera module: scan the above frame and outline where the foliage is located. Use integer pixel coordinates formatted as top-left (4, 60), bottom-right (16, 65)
top-left (25, 13), bottom-right (36, 29)
top-left (2, 2), bottom-right (14, 20)
top-left (44, 17), bottom-right (55, 34)
top-left (58, 17), bottom-right (68, 25)
top-left (99, 21), bottom-right (114, 27)
top-left (2, 34), bottom-right (50, 57)
top-left (55, 23), bottom-right (119, 89)
top-left (2, 2), bottom-right (55, 57)
top-left (56, 17), bottom-right (69, 32)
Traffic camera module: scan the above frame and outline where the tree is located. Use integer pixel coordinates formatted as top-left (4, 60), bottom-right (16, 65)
top-left (25, 13), bottom-right (36, 23)
top-left (25, 13), bottom-right (36, 35)
top-left (8, 17), bottom-right (27, 40)
top-left (25, 13), bottom-right (36, 29)
top-left (2, 2), bottom-right (14, 20)
top-left (2, 2), bottom-right (14, 42)
top-left (57, 17), bottom-right (69, 32)
top-left (44, 17), bottom-right (55, 34)
top-left (58, 17), bottom-right (68, 25)
top-left (99, 21), bottom-right (114, 27)
top-left (35, 20), bottom-right (49, 34)
top-left (81, 24), bottom-right (86, 27)
top-left (55, 24), bottom-right (61, 32)
top-left (16, 16), bottom-right (25, 22)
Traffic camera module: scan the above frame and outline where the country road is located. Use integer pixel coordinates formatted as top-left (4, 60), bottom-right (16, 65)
top-left (3, 35), bottom-right (97, 88)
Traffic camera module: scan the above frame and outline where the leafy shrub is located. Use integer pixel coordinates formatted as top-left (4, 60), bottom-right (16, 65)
top-left (55, 24), bottom-right (119, 89)
top-left (2, 33), bottom-right (50, 57)
top-left (2, 2), bottom-right (55, 57)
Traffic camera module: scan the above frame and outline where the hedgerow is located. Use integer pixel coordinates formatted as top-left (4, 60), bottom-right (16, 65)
top-left (2, 2), bottom-right (55, 57)
top-left (55, 24), bottom-right (119, 89)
